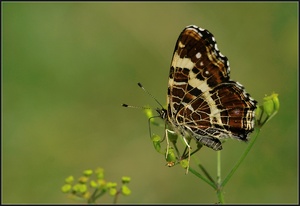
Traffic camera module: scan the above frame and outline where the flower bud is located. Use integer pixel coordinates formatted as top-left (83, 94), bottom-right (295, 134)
top-left (90, 180), bottom-right (98, 188)
top-left (61, 184), bottom-right (72, 193)
top-left (166, 147), bottom-right (176, 167)
top-left (144, 107), bottom-right (153, 120)
top-left (109, 188), bottom-right (117, 196)
top-left (121, 185), bottom-right (131, 195)
top-left (263, 93), bottom-right (279, 116)
top-left (83, 169), bottom-right (93, 177)
top-left (95, 167), bottom-right (104, 180)
top-left (65, 176), bottom-right (74, 184)
top-left (180, 159), bottom-right (189, 169)
top-left (78, 176), bottom-right (89, 184)
top-left (151, 134), bottom-right (161, 153)
top-left (122, 176), bottom-right (131, 184)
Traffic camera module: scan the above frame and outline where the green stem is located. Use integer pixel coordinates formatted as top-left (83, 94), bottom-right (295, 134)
top-left (189, 167), bottom-right (217, 190)
top-left (217, 188), bottom-right (225, 204)
top-left (113, 190), bottom-right (121, 204)
top-left (221, 128), bottom-right (261, 187)
top-left (171, 140), bottom-right (181, 157)
top-left (90, 189), bottom-right (106, 203)
top-left (216, 150), bottom-right (225, 203)
top-left (88, 188), bottom-right (99, 203)
top-left (217, 151), bottom-right (221, 185)
top-left (198, 163), bottom-right (216, 185)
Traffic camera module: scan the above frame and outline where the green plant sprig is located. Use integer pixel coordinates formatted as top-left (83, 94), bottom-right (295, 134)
top-left (145, 93), bottom-right (279, 204)
top-left (61, 167), bottom-right (131, 204)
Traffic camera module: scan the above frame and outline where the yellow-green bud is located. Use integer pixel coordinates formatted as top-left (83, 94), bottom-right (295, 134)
top-left (255, 106), bottom-right (261, 119)
top-left (144, 107), bottom-right (153, 120)
top-left (180, 159), bottom-right (189, 169)
top-left (263, 93), bottom-right (279, 116)
top-left (166, 147), bottom-right (176, 166)
top-left (90, 180), bottom-right (98, 188)
top-left (95, 167), bottom-right (104, 179)
top-left (109, 188), bottom-right (117, 196)
top-left (97, 179), bottom-right (106, 187)
top-left (65, 176), bottom-right (74, 184)
top-left (71, 184), bottom-right (87, 194)
top-left (83, 169), bottom-right (93, 176)
top-left (121, 185), bottom-right (131, 195)
top-left (78, 184), bottom-right (87, 194)
top-left (78, 176), bottom-right (89, 184)
top-left (106, 182), bottom-right (117, 188)
top-left (61, 184), bottom-right (72, 193)
top-left (152, 134), bottom-right (161, 153)
top-left (122, 176), bottom-right (131, 184)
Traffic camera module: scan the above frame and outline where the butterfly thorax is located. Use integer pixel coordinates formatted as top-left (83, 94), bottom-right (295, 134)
top-left (157, 107), bottom-right (188, 135)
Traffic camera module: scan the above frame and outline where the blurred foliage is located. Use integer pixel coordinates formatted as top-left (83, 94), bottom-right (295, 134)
top-left (61, 167), bottom-right (131, 203)
top-left (2, 2), bottom-right (298, 204)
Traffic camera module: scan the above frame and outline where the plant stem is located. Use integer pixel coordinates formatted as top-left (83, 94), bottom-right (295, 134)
top-left (189, 167), bottom-right (217, 190)
top-left (216, 187), bottom-right (225, 204)
top-left (88, 188), bottom-right (99, 203)
top-left (113, 190), bottom-right (121, 204)
top-left (91, 189), bottom-right (106, 203)
top-left (198, 163), bottom-right (215, 185)
top-left (221, 128), bottom-right (261, 187)
top-left (216, 150), bottom-right (225, 203)
top-left (217, 150), bottom-right (221, 185)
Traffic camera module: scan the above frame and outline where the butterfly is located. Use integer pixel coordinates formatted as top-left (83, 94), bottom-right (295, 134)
top-left (160, 25), bottom-right (257, 152)
top-left (124, 25), bottom-right (257, 171)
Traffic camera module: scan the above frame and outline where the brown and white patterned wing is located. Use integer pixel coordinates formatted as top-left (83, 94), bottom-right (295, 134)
top-left (167, 25), bottom-right (230, 119)
top-left (167, 25), bottom-right (256, 150)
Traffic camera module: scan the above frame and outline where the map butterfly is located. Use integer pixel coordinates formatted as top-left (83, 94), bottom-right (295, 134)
top-left (124, 25), bottom-right (257, 170)
top-left (158, 25), bottom-right (257, 153)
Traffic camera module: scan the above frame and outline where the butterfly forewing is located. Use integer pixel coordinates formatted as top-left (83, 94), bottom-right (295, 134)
top-left (166, 25), bottom-right (257, 150)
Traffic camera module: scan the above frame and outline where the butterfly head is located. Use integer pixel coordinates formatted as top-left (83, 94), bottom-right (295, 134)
top-left (156, 108), bottom-right (167, 120)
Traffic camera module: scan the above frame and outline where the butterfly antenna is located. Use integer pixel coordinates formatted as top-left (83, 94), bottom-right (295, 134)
top-left (121, 104), bottom-right (150, 110)
top-left (122, 83), bottom-right (164, 140)
top-left (137, 82), bottom-right (164, 109)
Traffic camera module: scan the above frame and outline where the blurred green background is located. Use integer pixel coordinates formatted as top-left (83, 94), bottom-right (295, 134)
top-left (3, 2), bottom-right (298, 204)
